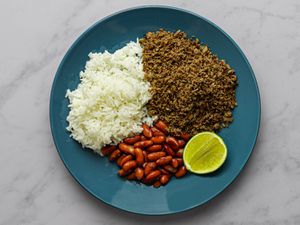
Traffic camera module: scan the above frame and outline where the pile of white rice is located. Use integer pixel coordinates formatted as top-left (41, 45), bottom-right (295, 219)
top-left (66, 41), bottom-right (154, 154)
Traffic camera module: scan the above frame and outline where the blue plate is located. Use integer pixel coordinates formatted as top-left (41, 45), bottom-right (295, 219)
top-left (50, 6), bottom-right (260, 215)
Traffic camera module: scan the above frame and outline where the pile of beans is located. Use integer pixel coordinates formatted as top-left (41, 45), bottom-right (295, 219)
top-left (101, 120), bottom-right (190, 188)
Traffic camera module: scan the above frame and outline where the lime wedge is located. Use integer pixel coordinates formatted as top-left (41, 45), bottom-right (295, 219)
top-left (183, 132), bottom-right (227, 174)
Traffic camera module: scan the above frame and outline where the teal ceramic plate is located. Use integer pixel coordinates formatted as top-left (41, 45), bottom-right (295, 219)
top-left (50, 6), bottom-right (260, 215)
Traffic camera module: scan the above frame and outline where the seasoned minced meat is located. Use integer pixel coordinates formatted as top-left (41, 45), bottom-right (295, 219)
top-left (140, 29), bottom-right (237, 135)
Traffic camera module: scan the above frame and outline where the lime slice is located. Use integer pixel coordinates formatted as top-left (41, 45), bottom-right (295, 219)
top-left (183, 132), bottom-right (227, 174)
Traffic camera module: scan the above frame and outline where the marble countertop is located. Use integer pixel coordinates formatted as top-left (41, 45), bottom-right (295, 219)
top-left (1, 0), bottom-right (300, 224)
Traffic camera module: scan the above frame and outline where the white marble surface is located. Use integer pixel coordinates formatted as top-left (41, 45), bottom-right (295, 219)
top-left (0, 0), bottom-right (300, 224)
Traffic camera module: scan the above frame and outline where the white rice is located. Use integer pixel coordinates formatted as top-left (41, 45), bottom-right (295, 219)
top-left (66, 41), bottom-right (154, 154)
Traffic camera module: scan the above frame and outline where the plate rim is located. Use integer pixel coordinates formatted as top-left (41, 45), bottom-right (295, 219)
top-left (49, 5), bottom-right (261, 216)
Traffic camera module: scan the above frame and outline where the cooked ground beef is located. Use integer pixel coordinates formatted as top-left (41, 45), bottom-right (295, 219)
top-left (140, 29), bottom-right (238, 136)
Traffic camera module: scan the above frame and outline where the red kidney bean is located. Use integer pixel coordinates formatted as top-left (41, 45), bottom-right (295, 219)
top-left (177, 139), bottom-right (186, 148)
top-left (164, 165), bottom-right (177, 173)
top-left (163, 144), bottom-right (175, 156)
top-left (151, 127), bottom-right (165, 136)
top-left (176, 149), bottom-right (183, 157)
top-left (151, 136), bottom-right (165, 144)
top-left (134, 148), bottom-right (144, 166)
top-left (156, 156), bottom-right (172, 166)
top-left (101, 145), bottom-right (117, 156)
top-left (123, 135), bottom-right (141, 145)
top-left (109, 149), bottom-right (121, 161)
top-left (119, 155), bottom-right (133, 167)
top-left (147, 152), bottom-right (166, 161)
top-left (118, 169), bottom-right (130, 177)
top-left (171, 158), bottom-right (179, 168)
top-left (117, 154), bottom-right (126, 167)
top-left (144, 162), bottom-right (157, 176)
top-left (181, 133), bottom-right (191, 141)
top-left (142, 123), bottom-right (153, 138)
top-left (166, 137), bottom-right (179, 151)
top-left (176, 158), bottom-right (183, 166)
top-left (135, 167), bottom-right (144, 180)
top-left (126, 172), bottom-right (136, 180)
top-left (140, 135), bottom-right (147, 141)
top-left (160, 174), bottom-right (171, 185)
top-left (175, 166), bottom-right (187, 178)
top-left (159, 168), bottom-right (170, 175)
top-left (142, 151), bottom-right (148, 162)
top-left (147, 144), bottom-right (162, 152)
top-left (119, 143), bottom-right (134, 155)
top-left (155, 120), bottom-right (169, 134)
top-left (153, 180), bottom-right (162, 188)
top-left (122, 160), bottom-right (137, 172)
top-left (144, 170), bottom-right (161, 184)
top-left (134, 140), bottom-right (153, 148)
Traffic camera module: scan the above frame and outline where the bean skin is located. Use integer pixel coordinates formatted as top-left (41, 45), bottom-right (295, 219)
top-left (144, 162), bottom-right (157, 175)
top-left (134, 140), bottom-right (153, 148)
top-left (142, 151), bottom-right (148, 162)
top-left (119, 155), bottom-right (133, 167)
top-left (160, 174), bottom-right (171, 185)
top-left (118, 169), bottom-right (130, 177)
top-left (159, 168), bottom-right (170, 175)
top-left (109, 149), bottom-right (121, 161)
top-left (123, 135), bottom-right (141, 145)
top-left (153, 181), bottom-right (162, 188)
top-left (142, 123), bottom-right (153, 138)
top-left (171, 158), bottom-right (179, 168)
top-left (155, 120), bottom-right (168, 134)
top-left (144, 170), bottom-right (161, 184)
top-left (135, 168), bottom-right (144, 180)
top-left (147, 152), bottom-right (166, 161)
top-left (140, 135), bottom-right (147, 141)
top-left (164, 165), bottom-right (177, 173)
top-left (147, 145), bottom-right (162, 152)
top-left (176, 158), bottom-right (183, 166)
top-left (151, 127), bottom-right (165, 136)
top-left (134, 148), bottom-right (144, 166)
top-left (151, 136), bottom-right (165, 144)
top-left (126, 172), bottom-right (136, 180)
top-left (163, 144), bottom-right (175, 157)
top-left (175, 166), bottom-right (187, 178)
top-left (181, 133), bottom-right (191, 141)
top-left (117, 154), bottom-right (126, 167)
top-left (101, 145), bottom-right (117, 156)
top-left (119, 143), bottom-right (134, 155)
top-left (156, 156), bottom-right (172, 166)
top-left (122, 160), bottom-right (137, 172)
top-left (177, 139), bottom-right (186, 148)
top-left (176, 149), bottom-right (183, 158)
top-left (166, 137), bottom-right (179, 151)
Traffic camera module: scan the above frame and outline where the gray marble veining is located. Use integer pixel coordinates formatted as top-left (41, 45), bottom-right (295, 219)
top-left (0, 0), bottom-right (300, 224)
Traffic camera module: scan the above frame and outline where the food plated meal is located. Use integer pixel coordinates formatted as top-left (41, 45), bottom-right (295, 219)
top-left (50, 6), bottom-right (260, 215)
top-left (66, 29), bottom-right (237, 188)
